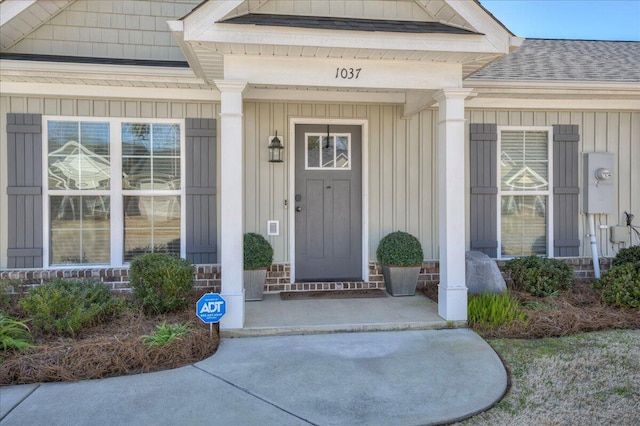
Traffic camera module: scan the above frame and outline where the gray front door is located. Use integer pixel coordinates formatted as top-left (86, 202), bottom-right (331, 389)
top-left (295, 124), bottom-right (362, 281)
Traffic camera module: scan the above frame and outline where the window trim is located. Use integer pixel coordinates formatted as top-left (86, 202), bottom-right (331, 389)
top-left (496, 126), bottom-right (554, 259)
top-left (42, 116), bottom-right (186, 267)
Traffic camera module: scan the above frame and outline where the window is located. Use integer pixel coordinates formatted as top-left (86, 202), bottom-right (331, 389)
top-left (498, 127), bottom-right (553, 257)
top-left (44, 117), bottom-right (184, 266)
top-left (305, 133), bottom-right (351, 170)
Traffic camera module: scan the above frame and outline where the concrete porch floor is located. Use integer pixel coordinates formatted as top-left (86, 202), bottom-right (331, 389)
top-left (222, 291), bottom-right (465, 337)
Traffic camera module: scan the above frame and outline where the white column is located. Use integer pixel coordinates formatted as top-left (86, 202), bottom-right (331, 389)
top-left (435, 88), bottom-right (474, 321)
top-left (215, 80), bottom-right (247, 330)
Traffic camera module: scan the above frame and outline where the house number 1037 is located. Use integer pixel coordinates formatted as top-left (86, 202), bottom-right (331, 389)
top-left (335, 68), bottom-right (362, 79)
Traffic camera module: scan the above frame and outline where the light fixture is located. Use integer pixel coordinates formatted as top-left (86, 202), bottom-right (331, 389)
top-left (268, 130), bottom-right (284, 163)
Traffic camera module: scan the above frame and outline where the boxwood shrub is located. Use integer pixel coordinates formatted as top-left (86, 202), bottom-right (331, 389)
top-left (504, 256), bottom-right (573, 297)
top-left (129, 253), bottom-right (195, 314)
top-left (593, 262), bottom-right (640, 309)
top-left (612, 245), bottom-right (640, 267)
top-left (376, 231), bottom-right (424, 267)
top-left (20, 279), bottom-right (124, 336)
top-left (244, 233), bottom-right (274, 270)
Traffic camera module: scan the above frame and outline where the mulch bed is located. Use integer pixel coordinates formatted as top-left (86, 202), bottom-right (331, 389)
top-left (280, 289), bottom-right (388, 300)
top-left (0, 293), bottom-right (219, 386)
top-left (420, 279), bottom-right (640, 339)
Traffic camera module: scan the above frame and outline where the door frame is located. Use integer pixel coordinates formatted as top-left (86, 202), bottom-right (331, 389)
top-left (288, 117), bottom-right (369, 283)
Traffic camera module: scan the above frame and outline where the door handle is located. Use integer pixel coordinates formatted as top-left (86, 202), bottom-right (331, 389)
top-left (296, 206), bottom-right (303, 212)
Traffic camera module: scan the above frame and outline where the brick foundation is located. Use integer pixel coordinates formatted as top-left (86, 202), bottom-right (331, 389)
top-left (0, 257), bottom-right (611, 294)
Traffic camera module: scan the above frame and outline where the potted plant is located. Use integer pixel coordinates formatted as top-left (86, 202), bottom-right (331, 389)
top-left (243, 232), bottom-right (274, 301)
top-left (376, 231), bottom-right (424, 296)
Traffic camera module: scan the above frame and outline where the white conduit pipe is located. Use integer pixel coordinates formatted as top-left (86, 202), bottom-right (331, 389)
top-left (588, 214), bottom-right (601, 279)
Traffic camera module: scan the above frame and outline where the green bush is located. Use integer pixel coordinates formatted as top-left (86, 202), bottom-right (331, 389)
top-left (593, 261), bottom-right (640, 309)
top-left (20, 279), bottom-right (124, 336)
top-left (505, 256), bottom-right (573, 297)
top-left (376, 231), bottom-right (424, 267)
top-left (141, 321), bottom-right (192, 347)
top-left (0, 314), bottom-right (33, 352)
top-left (244, 233), bottom-right (274, 270)
top-left (468, 293), bottom-right (528, 328)
top-left (129, 253), bottom-right (195, 314)
top-left (612, 245), bottom-right (640, 267)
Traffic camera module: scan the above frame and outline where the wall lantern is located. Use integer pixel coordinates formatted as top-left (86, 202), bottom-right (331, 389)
top-left (268, 130), bottom-right (284, 163)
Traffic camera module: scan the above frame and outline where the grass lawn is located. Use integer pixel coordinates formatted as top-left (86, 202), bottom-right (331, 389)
top-left (461, 329), bottom-right (640, 425)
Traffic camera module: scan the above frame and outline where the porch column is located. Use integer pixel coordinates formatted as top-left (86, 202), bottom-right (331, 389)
top-left (435, 88), bottom-right (474, 321)
top-left (215, 80), bottom-right (247, 330)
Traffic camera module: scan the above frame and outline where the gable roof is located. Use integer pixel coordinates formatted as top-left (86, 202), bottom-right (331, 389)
top-left (468, 39), bottom-right (640, 83)
top-left (220, 14), bottom-right (480, 35)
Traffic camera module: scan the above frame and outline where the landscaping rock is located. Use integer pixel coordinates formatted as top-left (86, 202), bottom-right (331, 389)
top-left (465, 251), bottom-right (507, 294)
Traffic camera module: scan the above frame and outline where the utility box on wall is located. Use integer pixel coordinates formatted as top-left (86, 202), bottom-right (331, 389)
top-left (583, 152), bottom-right (614, 214)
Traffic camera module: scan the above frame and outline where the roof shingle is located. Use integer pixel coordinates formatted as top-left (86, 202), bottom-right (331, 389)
top-left (468, 39), bottom-right (640, 83)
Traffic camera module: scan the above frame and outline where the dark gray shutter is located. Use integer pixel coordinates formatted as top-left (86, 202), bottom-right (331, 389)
top-left (552, 125), bottom-right (580, 256)
top-left (185, 118), bottom-right (217, 263)
top-left (6, 113), bottom-right (43, 268)
top-left (469, 124), bottom-right (498, 257)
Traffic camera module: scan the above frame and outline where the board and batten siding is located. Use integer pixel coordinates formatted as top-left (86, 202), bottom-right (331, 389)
top-left (0, 95), bottom-right (220, 268)
top-left (465, 110), bottom-right (640, 258)
top-left (243, 102), bottom-right (440, 263)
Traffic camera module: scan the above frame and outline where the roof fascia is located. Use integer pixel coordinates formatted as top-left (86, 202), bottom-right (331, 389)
top-left (466, 79), bottom-right (640, 91)
top-left (0, 0), bottom-right (37, 26)
top-left (192, 24), bottom-right (498, 54)
top-left (443, 0), bottom-right (522, 53)
top-left (0, 59), bottom-right (205, 84)
top-left (183, 0), bottom-right (245, 40)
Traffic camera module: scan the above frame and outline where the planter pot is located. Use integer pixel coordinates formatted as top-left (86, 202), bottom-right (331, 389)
top-left (244, 269), bottom-right (267, 301)
top-left (381, 265), bottom-right (420, 296)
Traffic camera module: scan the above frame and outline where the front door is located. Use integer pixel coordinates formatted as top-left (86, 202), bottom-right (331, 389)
top-left (295, 124), bottom-right (362, 281)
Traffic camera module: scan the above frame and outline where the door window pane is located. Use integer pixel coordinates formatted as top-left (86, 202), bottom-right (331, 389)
top-left (50, 196), bottom-right (110, 264)
top-left (306, 133), bottom-right (350, 170)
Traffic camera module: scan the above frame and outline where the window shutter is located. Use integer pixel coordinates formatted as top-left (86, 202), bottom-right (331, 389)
top-left (185, 118), bottom-right (217, 263)
top-left (552, 125), bottom-right (580, 256)
top-left (470, 123), bottom-right (498, 257)
top-left (6, 113), bottom-right (43, 268)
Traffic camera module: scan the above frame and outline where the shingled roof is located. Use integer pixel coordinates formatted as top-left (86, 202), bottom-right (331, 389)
top-left (220, 14), bottom-right (479, 35)
top-left (468, 39), bottom-right (640, 83)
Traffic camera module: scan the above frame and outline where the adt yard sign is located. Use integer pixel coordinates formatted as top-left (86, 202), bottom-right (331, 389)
top-left (196, 293), bottom-right (226, 324)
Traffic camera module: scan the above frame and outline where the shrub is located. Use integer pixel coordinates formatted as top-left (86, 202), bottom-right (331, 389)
top-left (376, 231), bottom-right (424, 267)
top-left (244, 233), bottom-right (274, 270)
top-left (141, 321), bottom-right (192, 347)
top-left (612, 245), bottom-right (640, 267)
top-left (505, 256), bottom-right (573, 297)
top-left (0, 314), bottom-right (33, 352)
top-left (20, 279), bottom-right (124, 336)
top-left (593, 261), bottom-right (640, 309)
top-left (129, 253), bottom-right (195, 314)
top-left (468, 293), bottom-right (528, 328)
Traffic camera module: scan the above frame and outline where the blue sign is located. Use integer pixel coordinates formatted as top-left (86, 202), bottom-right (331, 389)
top-left (196, 293), bottom-right (226, 324)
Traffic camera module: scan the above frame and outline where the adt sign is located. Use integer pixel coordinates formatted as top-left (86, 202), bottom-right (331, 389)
top-left (196, 293), bottom-right (226, 324)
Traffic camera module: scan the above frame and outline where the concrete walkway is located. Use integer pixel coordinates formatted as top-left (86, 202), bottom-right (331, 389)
top-left (0, 329), bottom-right (507, 426)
